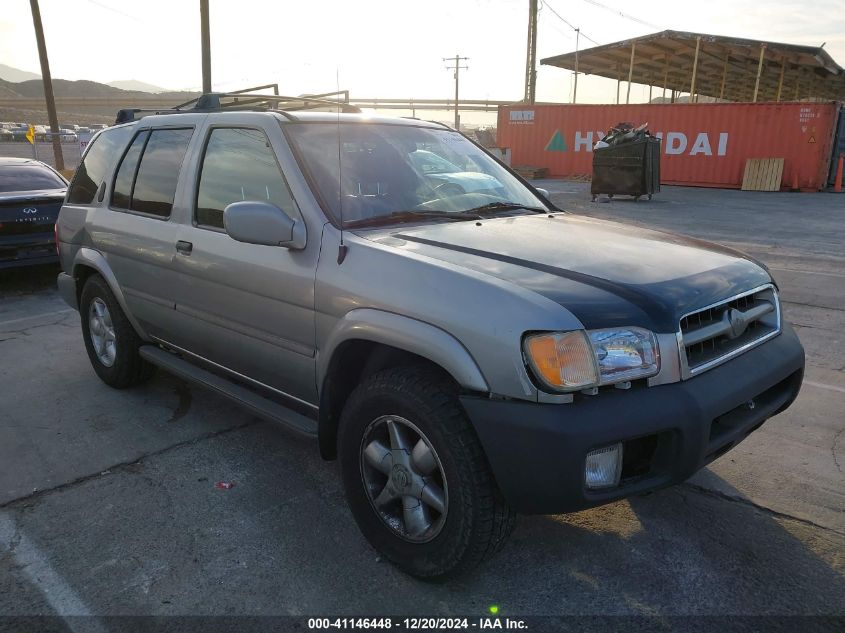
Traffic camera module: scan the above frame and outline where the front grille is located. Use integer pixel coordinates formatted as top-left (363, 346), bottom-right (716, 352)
top-left (679, 285), bottom-right (780, 376)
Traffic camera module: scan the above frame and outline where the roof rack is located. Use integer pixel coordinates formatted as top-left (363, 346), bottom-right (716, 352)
top-left (115, 83), bottom-right (361, 124)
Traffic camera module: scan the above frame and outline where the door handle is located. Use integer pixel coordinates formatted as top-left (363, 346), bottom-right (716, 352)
top-left (175, 240), bottom-right (193, 255)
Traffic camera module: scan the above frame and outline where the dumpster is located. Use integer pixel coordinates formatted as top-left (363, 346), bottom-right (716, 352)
top-left (591, 131), bottom-right (661, 201)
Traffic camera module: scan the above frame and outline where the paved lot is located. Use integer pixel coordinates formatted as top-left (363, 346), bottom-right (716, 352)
top-left (0, 184), bottom-right (843, 627)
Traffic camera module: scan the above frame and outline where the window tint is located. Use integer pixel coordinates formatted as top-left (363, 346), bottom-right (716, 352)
top-left (196, 128), bottom-right (296, 229)
top-left (131, 128), bottom-right (193, 217)
top-left (111, 131), bottom-right (149, 210)
top-left (67, 125), bottom-right (134, 204)
top-left (0, 165), bottom-right (66, 193)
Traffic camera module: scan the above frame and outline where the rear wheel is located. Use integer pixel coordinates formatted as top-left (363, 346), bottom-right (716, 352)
top-left (80, 274), bottom-right (155, 388)
top-left (339, 366), bottom-right (516, 579)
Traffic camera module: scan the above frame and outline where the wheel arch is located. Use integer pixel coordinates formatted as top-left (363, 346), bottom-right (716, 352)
top-left (72, 247), bottom-right (149, 340)
top-left (317, 309), bottom-right (489, 460)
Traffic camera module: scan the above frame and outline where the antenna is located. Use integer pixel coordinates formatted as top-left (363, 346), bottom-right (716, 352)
top-left (336, 67), bottom-right (348, 265)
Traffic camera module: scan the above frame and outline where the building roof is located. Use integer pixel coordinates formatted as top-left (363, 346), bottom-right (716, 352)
top-left (541, 30), bottom-right (845, 102)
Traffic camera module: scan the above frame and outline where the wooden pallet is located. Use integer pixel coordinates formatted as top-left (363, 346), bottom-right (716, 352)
top-left (513, 165), bottom-right (549, 180)
top-left (741, 158), bottom-right (784, 191)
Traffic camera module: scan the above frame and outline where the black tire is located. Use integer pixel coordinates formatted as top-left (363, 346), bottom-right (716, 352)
top-left (338, 366), bottom-right (516, 579)
top-left (80, 274), bottom-right (155, 389)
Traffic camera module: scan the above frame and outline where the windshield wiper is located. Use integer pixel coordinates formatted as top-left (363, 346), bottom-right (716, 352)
top-left (462, 201), bottom-right (548, 214)
top-left (344, 209), bottom-right (483, 229)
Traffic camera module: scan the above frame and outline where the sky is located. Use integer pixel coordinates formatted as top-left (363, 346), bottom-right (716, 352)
top-left (1, 0), bottom-right (843, 124)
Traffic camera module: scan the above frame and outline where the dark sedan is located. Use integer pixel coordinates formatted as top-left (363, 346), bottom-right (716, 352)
top-left (0, 157), bottom-right (68, 269)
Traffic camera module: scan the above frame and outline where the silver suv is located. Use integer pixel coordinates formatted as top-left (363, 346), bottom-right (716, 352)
top-left (56, 96), bottom-right (804, 579)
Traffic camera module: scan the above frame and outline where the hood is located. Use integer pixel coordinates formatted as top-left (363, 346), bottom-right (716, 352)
top-left (361, 213), bottom-right (771, 332)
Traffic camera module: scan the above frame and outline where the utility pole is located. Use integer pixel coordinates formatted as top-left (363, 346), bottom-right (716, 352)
top-left (573, 28), bottom-right (580, 103)
top-left (443, 55), bottom-right (468, 130)
top-left (200, 0), bottom-right (211, 93)
top-left (29, 0), bottom-right (63, 171)
top-left (524, 0), bottom-right (538, 104)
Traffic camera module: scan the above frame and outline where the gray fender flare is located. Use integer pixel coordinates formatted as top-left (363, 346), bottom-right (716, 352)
top-left (73, 247), bottom-right (149, 340)
top-left (318, 308), bottom-right (489, 395)
top-left (316, 309), bottom-right (490, 458)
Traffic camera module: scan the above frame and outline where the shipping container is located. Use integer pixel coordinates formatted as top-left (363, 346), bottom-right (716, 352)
top-left (497, 102), bottom-right (840, 191)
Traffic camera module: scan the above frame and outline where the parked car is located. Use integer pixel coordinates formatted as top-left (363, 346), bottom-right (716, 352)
top-left (10, 126), bottom-right (29, 142)
top-left (0, 129), bottom-right (12, 142)
top-left (0, 157), bottom-right (68, 268)
top-left (55, 108), bottom-right (804, 579)
top-left (57, 129), bottom-right (79, 142)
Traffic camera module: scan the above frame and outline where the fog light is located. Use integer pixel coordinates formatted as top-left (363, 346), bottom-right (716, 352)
top-left (585, 443), bottom-right (623, 489)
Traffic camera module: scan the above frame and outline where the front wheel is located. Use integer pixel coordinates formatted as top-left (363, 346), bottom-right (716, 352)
top-left (338, 366), bottom-right (516, 579)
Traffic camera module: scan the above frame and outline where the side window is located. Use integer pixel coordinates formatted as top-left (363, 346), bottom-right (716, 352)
top-left (67, 125), bottom-right (134, 204)
top-left (130, 128), bottom-right (193, 218)
top-left (196, 128), bottom-right (297, 229)
top-left (111, 131), bottom-right (149, 210)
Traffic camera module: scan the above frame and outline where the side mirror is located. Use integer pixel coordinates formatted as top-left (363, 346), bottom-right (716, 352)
top-left (536, 187), bottom-right (550, 200)
top-left (223, 201), bottom-right (305, 249)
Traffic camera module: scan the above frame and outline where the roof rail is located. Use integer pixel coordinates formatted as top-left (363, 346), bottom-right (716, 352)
top-left (115, 84), bottom-right (360, 124)
top-left (115, 108), bottom-right (181, 125)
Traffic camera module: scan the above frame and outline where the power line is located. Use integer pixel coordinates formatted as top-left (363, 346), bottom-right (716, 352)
top-left (577, 0), bottom-right (663, 31)
top-left (85, 0), bottom-right (145, 23)
top-left (540, 1), bottom-right (600, 46)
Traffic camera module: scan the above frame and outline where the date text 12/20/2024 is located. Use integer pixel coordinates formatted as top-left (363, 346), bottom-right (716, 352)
top-left (307, 618), bottom-right (528, 630)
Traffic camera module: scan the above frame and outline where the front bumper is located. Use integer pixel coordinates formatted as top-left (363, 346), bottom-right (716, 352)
top-left (461, 323), bottom-right (805, 514)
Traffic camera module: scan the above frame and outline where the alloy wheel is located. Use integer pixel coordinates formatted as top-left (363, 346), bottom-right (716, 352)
top-left (359, 415), bottom-right (449, 542)
top-left (88, 298), bottom-right (117, 367)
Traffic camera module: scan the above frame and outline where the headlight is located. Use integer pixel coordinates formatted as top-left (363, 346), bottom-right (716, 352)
top-left (588, 327), bottom-right (660, 384)
top-left (524, 331), bottom-right (599, 390)
top-left (524, 327), bottom-right (660, 392)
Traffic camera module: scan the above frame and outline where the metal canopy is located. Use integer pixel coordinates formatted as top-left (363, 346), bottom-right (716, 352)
top-left (541, 30), bottom-right (845, 103)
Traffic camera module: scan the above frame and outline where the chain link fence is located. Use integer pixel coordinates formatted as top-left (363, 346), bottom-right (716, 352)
top-left (0, 140), bottom-right (84, 173)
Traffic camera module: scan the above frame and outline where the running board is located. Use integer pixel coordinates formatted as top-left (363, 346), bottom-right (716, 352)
top-left (139, 345), bottom-right (318, 438)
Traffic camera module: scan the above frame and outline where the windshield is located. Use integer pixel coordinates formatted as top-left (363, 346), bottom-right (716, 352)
top-left (286, 123), bottom-right (548, 226)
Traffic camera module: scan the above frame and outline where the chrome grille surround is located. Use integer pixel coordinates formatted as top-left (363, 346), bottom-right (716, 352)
top-left (677, 284), bottom-right (781, 379)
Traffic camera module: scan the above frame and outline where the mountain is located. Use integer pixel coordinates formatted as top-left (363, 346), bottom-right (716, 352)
top-left (9, 78), bottom-right (142, 98)
top-left (0, 77), bottom-right (197, 101)
top-left (107, 79), bottom-right (169, 93)
top-left (0, 63), bottom-right (41, 83)
top-left (0, 64), bottom-right (174, 96)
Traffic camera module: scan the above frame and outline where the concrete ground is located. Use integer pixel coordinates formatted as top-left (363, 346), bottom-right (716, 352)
top-left (0, 184), bottom-right (843, 627)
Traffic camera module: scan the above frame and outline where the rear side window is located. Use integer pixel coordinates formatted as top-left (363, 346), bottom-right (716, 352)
top-left (67, 125), bottom-right (134, 204)
top-left (111, 131), bottom-right (149, 209)
top-left (0, 165), bottom-right (66, 193)
top-left (110, 128), bottom-right (193, 218)
top-left (196, 127), bottom-right (297, 229)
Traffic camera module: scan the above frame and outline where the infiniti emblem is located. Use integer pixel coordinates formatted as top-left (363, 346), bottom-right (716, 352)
top-left (22, 207), bottom-right (37, 214)
top-left (726, 308), bottom-right (748, 339)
